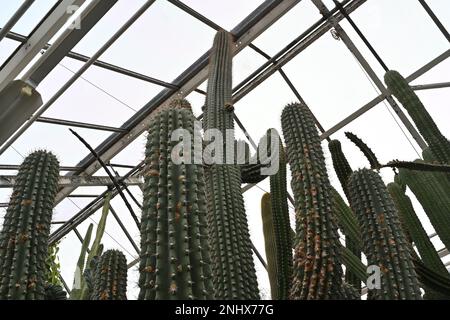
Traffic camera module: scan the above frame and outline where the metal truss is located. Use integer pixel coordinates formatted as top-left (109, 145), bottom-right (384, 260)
top-left (0, 0), bottom-right (449, 285)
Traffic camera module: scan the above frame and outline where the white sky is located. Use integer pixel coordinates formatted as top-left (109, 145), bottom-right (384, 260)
top-left (0, 0), bottom-right (449, 299)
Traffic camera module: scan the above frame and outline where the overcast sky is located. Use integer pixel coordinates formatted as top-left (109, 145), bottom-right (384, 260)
top-left (0, 0), bottom-right (449, 299)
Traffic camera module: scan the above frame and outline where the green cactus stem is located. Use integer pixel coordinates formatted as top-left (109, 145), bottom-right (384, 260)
top-left (139, 105), bottom-right (214, 300)
top-left (398, 162), bottom-right (450, 251)
top-left (340, 246), bottom-right (367, 285)
top-left (388, 182), bottom-right (450, 299)
top-left (385, 70), bottom-right (450, 164)
top-left (70, 224), bottom-right (93, 300)
top-left (203, 30), bottom-right (259, 299)
top-left (381, 160), bottom-right (450, 173)
top-left (345, 132), bottom-right (380, 169)
top-left (281, 103), bottom-right (345, 300)
top-left (328, 140), bottom-right (353, 199)
top-left (348, 169), bottom-right (422, 300)
top-left (92, 250), bottom-right (127, 300)
top-left (0, 151), bottom-right (59, 300)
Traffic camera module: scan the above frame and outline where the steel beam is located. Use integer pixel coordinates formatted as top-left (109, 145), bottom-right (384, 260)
top-left (320, 49), bottom-right (450, 140)
top-left (0, 164), bottom-right (82, 171)
top-left (52, 0), bottom-right (303, 205)
top-left (0, 175), bottom-right (142, 188)
top-left (109, 205), bottom-right (140, 255)
top-left (411, 81), bottom-right (450, 91)
top-left (36, 117), bottom-right (128, 133)
top-left (21, 0), bottom-right (118, 87)
top-left (0, 0), bottom-right (86, 92)
top-left (418, 0), bottom-right (450, 42)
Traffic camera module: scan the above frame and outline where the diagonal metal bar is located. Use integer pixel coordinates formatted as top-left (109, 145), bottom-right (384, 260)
top-left (0, 0), bottom-right (35, 43)
top-left (418, 0), bottom-right (450, 42)
top-left (109, 205), bottom-right (140, 255)
top-left (36, 117), bottom-right (128, 133)
top-left (311, 0), bottom-right (427, 150)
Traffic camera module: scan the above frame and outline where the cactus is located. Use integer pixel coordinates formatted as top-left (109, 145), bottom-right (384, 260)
top-left (388, 182), bottom-right (450, 299)
top-left (0, 151), bottom-right (59, 300)
top-left (139, 105), bottom-right (214, 300)
top-left (281, 103), bottom-right (345, 300)
top-left (44, 283), bottom-right (67, 300)
top-left (345, 132), bottom-right (380, 169)
top-left (398, 163), bottom-right (450, 251)
top-left (340, 246), bottom-right (367, 285)
top-left (79, 193), bottom-right (111, 300)
top-left (70, 224), bottom-right (93, 300)
top-left (241, 163), bottom-right (267, 184)
top-left (260, 135), bottom-right (294, 300)
top-left (328, 139), bottom-right (353, 199)
top-left (348, 169), bottom-right (422, 300)
top-left (331, 188), bottom-right (362, 292)
top-left (92, 250), bottom-right (127, 300)
top-left (385, 70), bottom-right (450, 164)
top-left (202, 30), bottom-right (259, 299)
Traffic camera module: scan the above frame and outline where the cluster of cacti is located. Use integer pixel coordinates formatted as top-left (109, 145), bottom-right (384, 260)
top-left (0, 151), bottom-right (59, 300)
top-left (92, 250), bottom-right (127, 300)
top-left (385, 70), bottom-right (450, 164)
top-left (348, 169), bottom-right (422, 300)
top-left (138, 105), bottom-right (214, 300)
top-left (2, 30), bottom-right (450, 303)
top-left (202, 30), bottom-right (259, 299)
top-left (398, 163), bottom-right (450, 251)
top-left (281, 103), bottom-right (346, 299)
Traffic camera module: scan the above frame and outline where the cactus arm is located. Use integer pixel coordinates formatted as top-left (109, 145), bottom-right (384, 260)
top-left (345, 132), bottom-right (380, 169)
top-left (381, 160), bottom-right (450, 173)
top-left (348, 169), bottom-right (422, 300)
top-left (340, 246), bottom-right (367, 285)
top-left (331, 188), bottom-right (362, 247)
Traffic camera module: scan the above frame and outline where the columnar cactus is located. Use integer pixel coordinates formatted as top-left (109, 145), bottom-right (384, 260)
top-left (387, 182), bottom-right (450, 299)
top-left (203, 30), bottom-right (259, 299)
top-left (348, 169), bottom-right (422, 300)
top-left (267, 134), bottom-right (293, 300)
top-left (44, 284), bottom-right (67, 300)
top-left (328, 140), bottom-right (353, 199)
top-left (139, 105), bottom-right (214, 300)
top-left (398, 163), bottom-right (450, 251)
top-left (385, 70), bottom-right (450, 164)
top-left (345, 132), bottom-right (380, 169)
top-left (0, 150), bottom-right (59, 300)
top-left (92, 250), bottom-right (127, 300)
top-left (281, 103), bottom-right (346, 300)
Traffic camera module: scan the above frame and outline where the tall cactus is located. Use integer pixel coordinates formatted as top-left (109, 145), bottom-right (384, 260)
top-left (387, 182), bottom-right (450, 299)
top-left (92, 250), bottom-right (127, 300)
top-left (0, 151), bottom-right (59, 300)
top-left (385, 70), bottom-right (450, 164)
top-left (348, 169), bottom-right (422, 300)
top-left (139, 105), bottom-right (214, 300)
top-left (398, 163), bottom-right (450, 251)
top-left (281, 103), bottom-right (345, 300)
top-left (203, 30), bottom-right (259, 299)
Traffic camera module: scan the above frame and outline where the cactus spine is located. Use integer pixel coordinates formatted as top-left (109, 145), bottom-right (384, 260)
top-left (92, 250), bottom-right (127, 300)
top-left (139, 105), bottom-right (214, 300)
top-left (0, 151), bottom-right (59, 300)
top-left (203, 30), bottom-right (259, 299)
top-left (281, 103), bottom-right (345, 300)
top-left (385, 70), bottom-right (450, 164)
top-left (348, 169), bottom-right (422, 300)
top-left (398, 163), bottom-right (450, 251)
